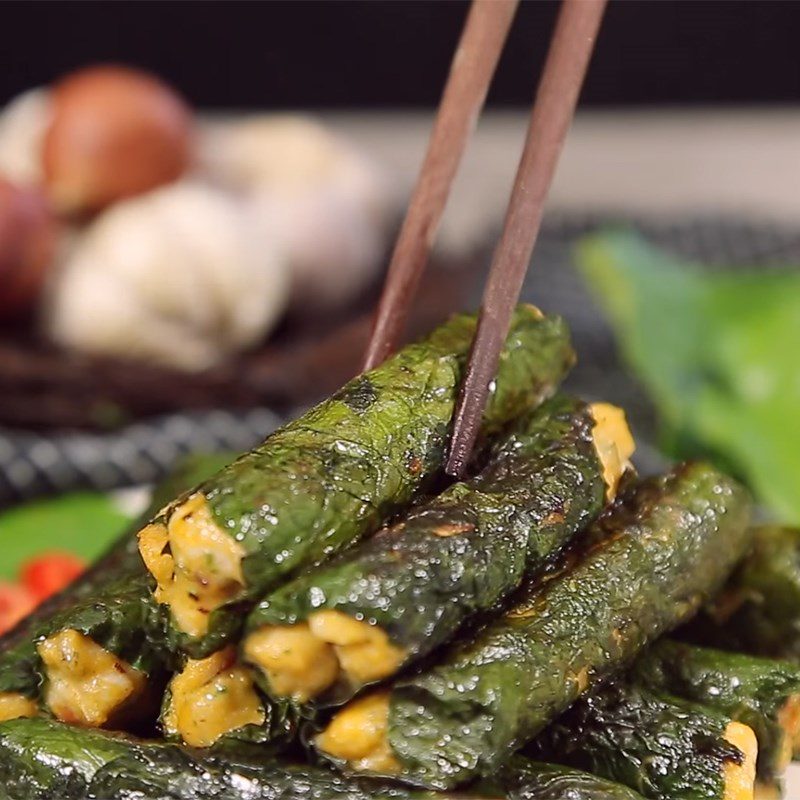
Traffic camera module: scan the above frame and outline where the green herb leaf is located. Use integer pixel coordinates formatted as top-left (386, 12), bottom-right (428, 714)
top-left (576, 229), bottom-right (800, 522)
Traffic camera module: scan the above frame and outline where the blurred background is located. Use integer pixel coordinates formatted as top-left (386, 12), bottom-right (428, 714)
top-left (1, 0), bottom-right (800, 628)
top-left (4, 1), bottom-right (800, 107)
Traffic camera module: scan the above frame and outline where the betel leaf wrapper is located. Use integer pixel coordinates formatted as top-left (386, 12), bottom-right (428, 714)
top-left (0, 717), bottom-right (631, 800)
top-left (0, 453), bottom-right (234, 709)
top-left (527, 681), bottom-right (756, 800)
top-left (0, 717), bottom-right (428, 800)
top-left (243, 395), bottom-right (612, 710)
top-left (317, 462), bottom-right (751, 789)
top-left (631, 638), bottom-right (800, 786)
top-left (140, 307), bottom-right (575, 658)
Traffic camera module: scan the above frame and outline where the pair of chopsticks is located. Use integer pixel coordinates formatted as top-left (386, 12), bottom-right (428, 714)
top-left (363, 0), bottom-right (606, 477)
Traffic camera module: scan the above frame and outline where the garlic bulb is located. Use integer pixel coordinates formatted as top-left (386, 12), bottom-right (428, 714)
top-left (201, 115), bottom-right (396, 310)
top-left (47, 181), bottom-right (289, 371)
top-left (0, 88), bottom-right (51, 185)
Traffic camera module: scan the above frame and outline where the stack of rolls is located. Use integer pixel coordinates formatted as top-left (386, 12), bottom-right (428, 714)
top-left (1, 305), bottom-right (797, 800)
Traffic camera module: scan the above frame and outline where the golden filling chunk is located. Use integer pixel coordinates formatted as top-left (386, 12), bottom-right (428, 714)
top-left (589, 402), bottom-right (635, 500)
top-left (0, 693), bottom-right (38, 721)
top-left (722, 721), bottom-right (757, 800)
top-left (138, 493), bottom-right (245, 637)
top-left (315, 691), bottom-right (400, 774)
top-left (163, 646), bottom-right (265, 747)
top-left (37, 629), bottom-right (145, 727)
top-left (244, 623), bottom-right (339, 703)
top-left (244, 610), bottom-right (405, 703)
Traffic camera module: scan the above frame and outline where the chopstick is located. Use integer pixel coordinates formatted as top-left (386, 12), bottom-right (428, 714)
top-left (446, 0), bottom-right (607, 476)
top-left (362, 0), bottom-right (519, 372)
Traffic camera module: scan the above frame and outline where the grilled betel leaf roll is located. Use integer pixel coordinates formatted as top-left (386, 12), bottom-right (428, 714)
top-left (682, 525), bottom-right (800, 663)
top-left (138, 307), bottom-right (574, 658)
top-left (528, 681), bottom-right (757, 800)
top-left (315, 462), bottom-right (753, 789)
top-left (0, 716), bottom-right (417, 800)
top-left (0, 717), bottom-right (640, 800)
top-left (242, 396), bottom-right (632, 710)
top-left (0, 453), bottom-right (234, 729)
top-left (631, 639), bottom-right (800, 786)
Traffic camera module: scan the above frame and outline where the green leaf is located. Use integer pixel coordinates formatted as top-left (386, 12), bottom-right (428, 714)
top-left (0, 493), bottom-right (132, 580)
top-left (576, 229), bottom-right (800, 523)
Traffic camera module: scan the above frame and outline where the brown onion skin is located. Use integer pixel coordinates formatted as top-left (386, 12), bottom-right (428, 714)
top-left (0, 177), bottom-right (60, 319)
top-left (42, 65), bottom-right (193, 215)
